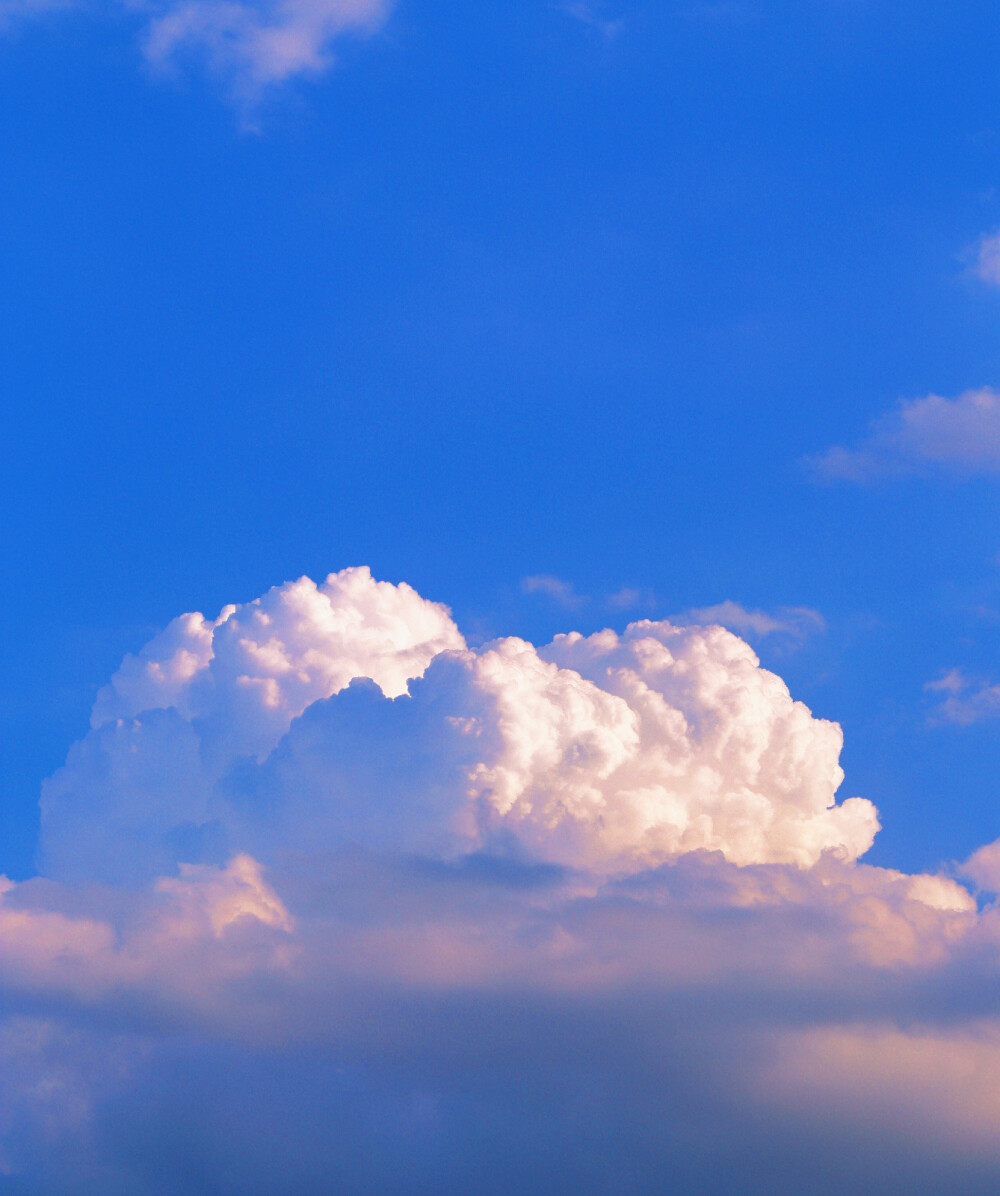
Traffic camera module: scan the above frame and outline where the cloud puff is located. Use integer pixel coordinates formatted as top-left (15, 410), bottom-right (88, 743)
top-left (520, 573), bottom-right (587, 610)
top-left (144, 0), bottom-right (390, 97)
top-left (1, 0), bottom-right (390, 99)
top-left (91, 565), bottom-right (462, 752)
top-left (925, 668), bottom-right (1000, 726)
top-left (522, 577), bottom-right (660, 614)
top-left (10, 567), bottom-right (1000, 1191)
top-left (808, 387), bottom-right (1000, 481)
top-left (605, 585), bottom-right (656, 612)
top-left (970, 230), bottom-right (1000, 287)
top-left (43, 567), bottom-right (463, 884)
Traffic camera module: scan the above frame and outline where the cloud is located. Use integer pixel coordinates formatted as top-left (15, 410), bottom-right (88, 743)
top-left (0, 847), bottom-right (989, 1192)
top-left (2, 0), bottom-right (390, 100)
top-left (520, 574), bottom-right (587, 610)
top-left (144, 0), bottom-right (390, 98)
top-left (925, 668), bottom-right (1000, 726)
top-left (808, 387), bottom-right (1000, 481)
top-left (676, 599), bottom-right (825, 642)
top-left (606, 585), bottom-right (656, 612)
top-left (560, 2), bottom-right (624, 39)
top-left (523, 578), bottom-right (658, 614)
top-left (10, 567), bottom-right (1000, 1190)
top-left (970, 230), bottom-right (1000, 287)
top-left (43, 567), bottom-right (463, 885)
top-left (92, 565), bottom-right (462, 745)
top-left (43, 568), bottom-right (874, 881)
top-left (963, 838), bottom-right (1000, 892)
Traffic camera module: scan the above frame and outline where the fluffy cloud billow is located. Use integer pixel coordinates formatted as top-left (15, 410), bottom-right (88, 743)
top-left (42, 566), bottom-right (877, 882)
top-left (5, 568), bottom-right (1000, 1192)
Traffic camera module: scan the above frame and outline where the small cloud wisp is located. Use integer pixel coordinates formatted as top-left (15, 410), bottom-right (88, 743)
top-left (970, 229), bottom-right (1000, 287)
top-left (520, 573), bottom-right (587, 611)
top-left (1, 0), bottom-right (391, 101)
top-left (926, 668), bottom-right (1000, 726)
top-left (676, 599), bottom-right (825, 642)
top-left (808, 386), bottom-right (1000, 482)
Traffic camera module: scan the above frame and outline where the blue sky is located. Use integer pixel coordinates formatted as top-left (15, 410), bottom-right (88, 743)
top-left (4, 4), bottom-right (1000, 1189)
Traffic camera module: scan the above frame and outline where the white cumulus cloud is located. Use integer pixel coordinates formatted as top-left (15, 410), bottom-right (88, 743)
top-left (43, 566), bottom-right (464, 884)
top-left (42, 567), bottom-right (875, 884)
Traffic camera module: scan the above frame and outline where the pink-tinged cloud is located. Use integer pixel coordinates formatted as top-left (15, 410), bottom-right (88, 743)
top-left (8, 567), bottom-right (1000, 1191)
top-left (0, 0), bottom-right (391, 100)
top-left (520, 573), bottom-right (587, 610)
top-left (971, 230), bottom-right (1000, 287)
top-left (808, 386), bottom-right (1000, 481)
top-left (144, 0), bottom-right (391, 98)
top-left (43, 567), bottom-right (876, 882)
top-left (674, 599), bottom-right (825, 641)
top-left (925, 668), bottom-right (1000, 726)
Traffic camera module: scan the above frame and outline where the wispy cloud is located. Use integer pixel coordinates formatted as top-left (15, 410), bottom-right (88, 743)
top-left (1, 0), bottom-right (391, 103)
top-left (674, 599), bottom-right (825, 642)
top-left (520, 573), bottom-right (588, 610)
top-left (807, 387), bottom-right (1000, 482)
top-left (560, 1), bottom-right (624, 38)
top-left (969, 229), bottom-right (1000, 286)
top-left (926, 668), bottom-right (1000, 726)
top-left (148, 0), bottom-right (391, 104)
top-left (522, 577), bottom-right (659, 614)
top-left (606, 585), bottom-right (656, 612)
